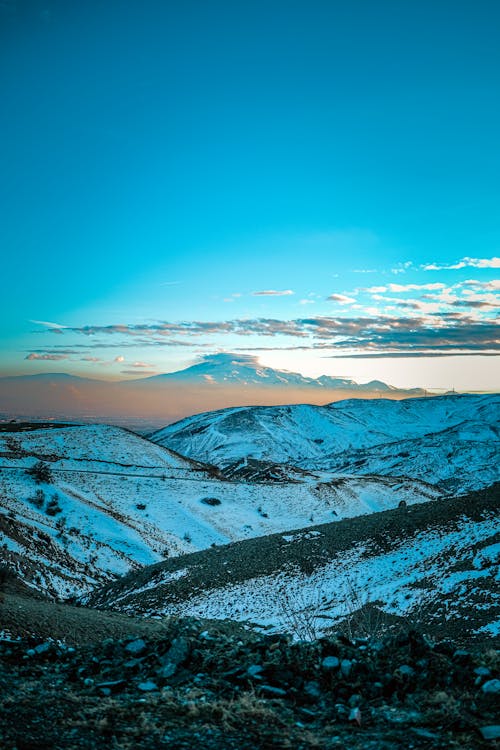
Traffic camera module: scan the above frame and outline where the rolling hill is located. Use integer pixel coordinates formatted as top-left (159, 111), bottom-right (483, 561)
top-left (0, 423), bottom-right (439, 598)
top-left (151, 393), bottom-right (500, 493)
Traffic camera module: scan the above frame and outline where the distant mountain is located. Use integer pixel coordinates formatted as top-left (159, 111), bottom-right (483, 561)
top-left (128, 353), bottom-right (423, 393)
top-left (151, 393), bottom-right (500, 494)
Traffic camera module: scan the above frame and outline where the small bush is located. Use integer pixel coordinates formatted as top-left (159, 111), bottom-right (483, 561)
top-left (200, 497), bottom-right (221, 506)
top-left (29, 488), bottom-right (45, 509)
top-left (183, 532), bottom-right (192, 544)
top-left (136, 503), bottom-right (147, 511)
top-left (26, 460), bottom-right (53, 484)
top-left (46, 493), bottom-right (62, 516)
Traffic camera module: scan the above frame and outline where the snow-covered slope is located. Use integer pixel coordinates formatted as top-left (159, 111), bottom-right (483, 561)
top-left (151, 394), bottom-right (500, 493)
top-left (0, 424), bottom-right (440, 598)
top-left (90, 485), bottom-right (500, 642)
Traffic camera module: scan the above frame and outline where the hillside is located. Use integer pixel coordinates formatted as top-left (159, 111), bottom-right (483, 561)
top-left (0, 423), bottom-right (439, 598)
top-left (89, 484), bottom-right (500, 645)
top-left (151, 394), bottom-right (500, 493)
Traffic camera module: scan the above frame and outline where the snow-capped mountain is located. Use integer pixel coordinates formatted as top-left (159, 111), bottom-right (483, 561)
top-left (0, 423), bottom-right (439, 598)
top-left (151, 394), bottom-right (500, 493)
top-left (130, 353), bottom-right (421, 392)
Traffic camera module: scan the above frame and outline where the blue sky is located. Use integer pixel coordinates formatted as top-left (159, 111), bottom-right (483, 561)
top-left (1, 0), bottom-right (499, 390)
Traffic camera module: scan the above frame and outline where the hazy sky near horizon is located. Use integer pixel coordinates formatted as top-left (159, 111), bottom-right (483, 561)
top-left (1, 0), bottom-right (499, 390)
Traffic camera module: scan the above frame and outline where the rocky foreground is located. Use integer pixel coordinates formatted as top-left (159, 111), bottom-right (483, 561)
top-left (1, 616), bottom-right (499, 750)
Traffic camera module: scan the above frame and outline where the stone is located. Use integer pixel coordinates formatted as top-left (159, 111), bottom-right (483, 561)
top-left (304, 680), bottom-right (321, 698)
top-left (138, 680), bottom-right (158, 692)
top-left (348, 707), bottom-right (362, 725)
top-left (124, 638), bottom-right (147, 656)
top-left (474, 666), bottom-right (491, 677)
top-left (480, 726), bottom-right (500, 741)
top-left (340, 659), bottom-right (352, 677)
top-left (34, 642), bottom-right (52, 655)
top-left (247, 664), bottom-right (263, 679)
top-left (395, 664), bottom-right (414, 678)
top-left (321, 656), bottom-right (340, 671)
top-left (258, 684), bottom-right (287, 698)
top-left (482, 679), bottom-right (500, 695)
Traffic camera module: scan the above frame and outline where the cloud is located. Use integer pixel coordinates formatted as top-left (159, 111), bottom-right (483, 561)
top-left (130, 361), bottom-right (156, 368)
top-left (327, 294), bottom-right (357, 305)
top-left (30, 319), bottom-right (68, 330)
top-left (25, 353), bottom-right (70, 361)
top-left (114, 355), bottom-right (125, 363)
top-left (252, 289), bottom-right (294, 296)
top-left (422, 257), bottom-right (500, 271)
top-left (364, 286), bottom-right (388, 293)
top-left (390, 261), bottom-right (413, 275)
top-left (460, 279), bottom-right (500, 291)
top-left (80, 356), bottom-right (102, 362)
top-left (387, 283), bottom-right (447, 293)
top-left (45, 313), bottom-right (500, 355)
top-left (299, 299), bottom-right (315, 305)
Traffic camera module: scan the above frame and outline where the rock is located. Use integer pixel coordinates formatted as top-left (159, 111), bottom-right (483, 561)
top-left (474, 666), bottom-right (491, 677)
top-left (258, 684), bottom-right (287, 698)
top-left (247, 664), bottom-right (264, 679)
top-left (348, 707), bottom-right (362, 725)
top-left (340, 659), bottom-right (352, 677)
top-left (138, 680), bottom-right (158, 692)
top-left (395, 664), bottom-right (414, 679)
top-left (482, 679), bottom-right (500, 695)
top-left (304, 681), bottom-right (321, 699)
top-left (158, 636), bottom-right (190, 679)
top-left (96, 679), bottom-right (126, 694)
top-left (321, 656), bottom-right (340, 671)
top-left (124, 638), bottom-right (147, 656)
top-left (348, 694), bottom-right (361, 708)
top-left (480, 726), bottom-right (500, 741)
top-left (34, 642), bottom-right (52, 655)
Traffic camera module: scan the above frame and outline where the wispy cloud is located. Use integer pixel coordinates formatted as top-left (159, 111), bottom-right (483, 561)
top-left (422, 256), bottom-right (500, 271)
top-left (365, 283), bottom-right (447, 294)
top-left (327, 293), bottom-right (357, 304)
top-left (25, 353), bottom-right (70, 361)
top-left (30, 319), bottom-right (68, 329)
top-left (252, 289), bottom-right (294, 296)
top-left (129, 361), bottom-right (156, 368)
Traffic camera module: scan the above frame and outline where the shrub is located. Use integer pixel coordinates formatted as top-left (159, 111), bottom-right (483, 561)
top-left (26, 460), bottom-right (53, 484)
top-left (46, 493), bottom-right (62, 516)
top-left (29, 488), bottom-right (45, 509)
top-left (183, 532), bottom-right (192, 544)
top-left (136, 503), bottom-right (147, 511)
top-left (200, 497), bottom-right (221, 506)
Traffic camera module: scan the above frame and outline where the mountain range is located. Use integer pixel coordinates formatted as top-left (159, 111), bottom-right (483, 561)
top-left (151, 393), bottom-right (500, 494)
top-left (0, 354), bottom-right (428, 429)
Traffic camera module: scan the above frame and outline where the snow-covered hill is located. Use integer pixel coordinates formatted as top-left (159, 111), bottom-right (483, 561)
top-left (0, 424), bottom-right (439, 598)
top-left (90, 484), bottom-right (500, 643)
top-left (151, 394), bottom-right (500, 493)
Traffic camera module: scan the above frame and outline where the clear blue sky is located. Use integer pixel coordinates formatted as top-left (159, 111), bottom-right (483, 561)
top-left (1, 0), bottom-right (499, 389)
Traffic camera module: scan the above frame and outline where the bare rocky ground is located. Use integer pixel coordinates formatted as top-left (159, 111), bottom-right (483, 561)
top-left (1, 578), bottom-right (499, 750)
